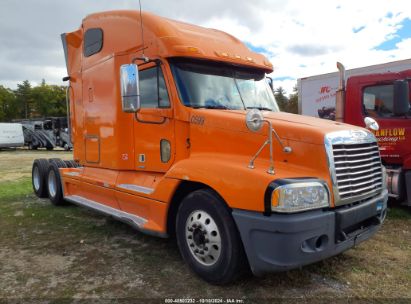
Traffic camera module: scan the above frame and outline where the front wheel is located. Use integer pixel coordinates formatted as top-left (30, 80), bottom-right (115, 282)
top-left (176, 189), bottom-right (248, 284)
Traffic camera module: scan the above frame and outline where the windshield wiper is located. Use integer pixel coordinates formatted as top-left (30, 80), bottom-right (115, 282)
top-left (193, 105), bottom-right (230, 110)
top-left (246, 106), bottom-right (273, 111)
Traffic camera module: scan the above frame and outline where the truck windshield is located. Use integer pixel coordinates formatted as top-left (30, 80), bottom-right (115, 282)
top-left (170, 59), bottom-right (279, 111)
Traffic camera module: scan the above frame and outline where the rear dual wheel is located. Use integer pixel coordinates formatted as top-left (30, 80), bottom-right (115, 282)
top-left (47, 159), bottom-right (67, 206)
top-left (32, 159), bottom-right (49, 198)
top-left (32, 158), bottom-right (68, 206)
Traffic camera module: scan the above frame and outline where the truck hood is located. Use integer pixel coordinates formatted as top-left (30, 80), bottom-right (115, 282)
top-left (190, 109), bottom-right (367, 145)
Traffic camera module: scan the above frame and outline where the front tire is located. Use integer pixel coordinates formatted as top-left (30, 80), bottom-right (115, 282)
top-left (176, 189), bottom-right (248, 284)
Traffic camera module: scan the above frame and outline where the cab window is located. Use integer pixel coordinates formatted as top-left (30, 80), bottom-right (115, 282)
top-left (139, 66), bottom-right (170, 108)
top-left (363, 84), bottom-right (394, 118)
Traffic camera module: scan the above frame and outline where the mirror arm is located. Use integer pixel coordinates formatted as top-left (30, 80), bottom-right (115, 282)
top-left (248, 120), bottom-right (275, 174)
top-left (132, 56), bottom-right (150, 63)
top-left (271, 128), bottom-right (292, 153)
top-left (268, 120), bottom-right (274, 174)
top-left (132, 57), bottom-right (162, 66)
top-left (248, 138), bottom-right (270, 170)
top-left (246, 109), bottom-right (292, 175)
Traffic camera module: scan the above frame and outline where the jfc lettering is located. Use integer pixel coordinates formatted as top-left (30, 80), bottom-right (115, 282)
top-left (320, 86), bottom-right (331, 94)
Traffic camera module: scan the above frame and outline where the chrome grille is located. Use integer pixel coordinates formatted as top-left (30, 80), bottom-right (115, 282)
top-left (332, 142), bottom-right (383, 201)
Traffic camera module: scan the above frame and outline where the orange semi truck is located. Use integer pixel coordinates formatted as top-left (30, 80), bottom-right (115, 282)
top-left (32, 10), bottom-right (388, 284)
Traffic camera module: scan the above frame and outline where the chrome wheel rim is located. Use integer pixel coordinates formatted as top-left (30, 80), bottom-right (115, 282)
top-left (33, 166), bottom-right (40, 191)
top-left (185, 210), bottom-right (222, 266)
top-left (48, 170), bottom-right (57, 198)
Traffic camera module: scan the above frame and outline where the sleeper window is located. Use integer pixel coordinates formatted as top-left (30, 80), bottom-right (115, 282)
top-left (84, 28), bottom-right (103, 57)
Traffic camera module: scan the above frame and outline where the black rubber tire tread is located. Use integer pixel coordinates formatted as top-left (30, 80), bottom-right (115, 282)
top-left (64, 160), bottom-right (74, 168)
top-left (32, 158), bottom-right (50, 198)
top-left (47, 161), bottom-right (66, 206)
top-left (64, 160), bottom-right (80, 168)
top-left (176, 188), bottom-right (249, 285)
top-left (49, 158), bottom-right (68, 169)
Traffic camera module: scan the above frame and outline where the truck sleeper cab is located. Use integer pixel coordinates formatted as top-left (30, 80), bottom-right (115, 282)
top-left (32, 10), bottom-right (388, 284)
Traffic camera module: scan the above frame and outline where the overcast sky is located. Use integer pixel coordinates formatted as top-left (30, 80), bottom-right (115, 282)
top-left (0, 0), bottom-right (410, 94)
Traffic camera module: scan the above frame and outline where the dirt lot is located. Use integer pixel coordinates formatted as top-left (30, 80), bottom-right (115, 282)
top-left (0, 150), bottom-right (410, 303)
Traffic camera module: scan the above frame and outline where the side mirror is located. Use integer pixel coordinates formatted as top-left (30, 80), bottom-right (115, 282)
top-left (246, 109), bottom-right (264, 132)
top-left (120, 64), bottom-right (140, 113)
top-left (364, 117), bottom-right (379, 131)
top-left (393, 80), bottom-right (410, 116)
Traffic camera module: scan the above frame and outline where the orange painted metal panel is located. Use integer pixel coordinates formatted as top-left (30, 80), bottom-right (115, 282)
top-left (115, 191), bottom-right (168, 234)
top-left (60, 10), bottom-right (374, 236)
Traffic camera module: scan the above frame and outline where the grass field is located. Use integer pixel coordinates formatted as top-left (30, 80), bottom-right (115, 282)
top-left (0, 150), bottom-right (410, 302)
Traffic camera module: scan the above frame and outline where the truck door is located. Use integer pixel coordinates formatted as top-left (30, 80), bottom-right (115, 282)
top-left (358, 81), bottom-right (411, 165)
top-left (133, 63), bottom-right (175, 172)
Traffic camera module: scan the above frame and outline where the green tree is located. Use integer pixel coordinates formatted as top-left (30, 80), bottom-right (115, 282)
top-left (15, 80), bottom-right (33, 119)
top-left (274, 86), bottom-right (288, 111)
top-left (48, 85), bottom-right (67, 116)
top-left (287, 84), bottom-right (298, 114)
top-left (0, 85), bottom-right (17, 121)
top-left (0, 80), bottom-right (68, 121)
top-left (30, 80), bottom-right (67, 118)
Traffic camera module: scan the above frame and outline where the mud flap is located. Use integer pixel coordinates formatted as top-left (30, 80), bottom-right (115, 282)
top-left (405, 171), bottom-right (411, 206)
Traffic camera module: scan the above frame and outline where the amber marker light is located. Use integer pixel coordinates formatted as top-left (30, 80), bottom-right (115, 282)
top-left (173, 45), bottom-right (202, 54)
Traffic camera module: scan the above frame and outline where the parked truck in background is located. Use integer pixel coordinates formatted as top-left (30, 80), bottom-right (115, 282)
top-left (298, 59), bottom-right (411, 206)
top-left (20, 117), bottom-right (73, 151)
top-left (32, 10), bottom-right (388, 284)
top-left (0, 123), bottom-right (24, 149)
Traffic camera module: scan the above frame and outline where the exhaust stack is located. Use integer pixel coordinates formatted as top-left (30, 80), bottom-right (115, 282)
top-left (335, 62), bottom-right (346, 122)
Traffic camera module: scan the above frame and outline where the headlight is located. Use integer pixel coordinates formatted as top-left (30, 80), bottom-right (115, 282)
top-left (271, 181), bottom-right (329, 213)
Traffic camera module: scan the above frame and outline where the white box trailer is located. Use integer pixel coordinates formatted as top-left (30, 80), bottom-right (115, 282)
top-left (0, 123), bottom-right (24, 148)
top-left (297, 58), bottom-right (411, 118)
